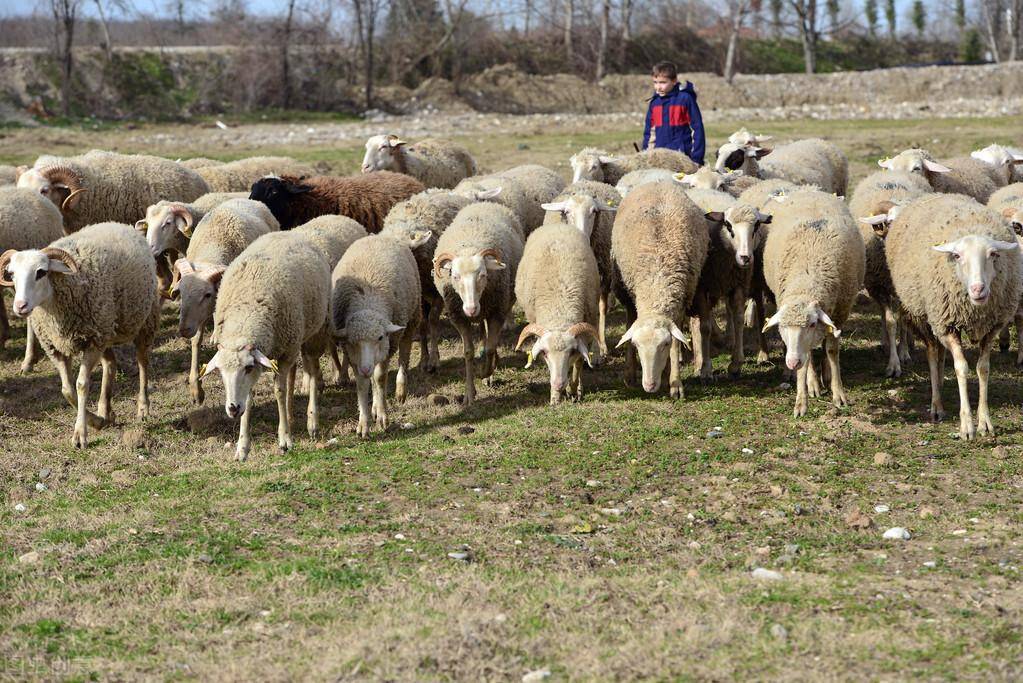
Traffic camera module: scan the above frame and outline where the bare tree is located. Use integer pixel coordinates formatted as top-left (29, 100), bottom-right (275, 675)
top-left (1008, 0), bottom-right (1022, 61)
top-left (51, 0), bottom-right (82, 116)
top-left (564, 0), bottom-right (573, 62)
top-left (596, 0), bottom-right (610, 80)
top-left (980, 0), bottom-right (1002, 61)
top-left (787, 0), bottom-right (818, 73)
top-left (281, 0), bottom-right (298, 108)
top-left (723, 0), bottom-right (760, 83)
top-left (93, 0), bottom-right (113, 58)
top-left (351, 0), bottom-right (386, 108)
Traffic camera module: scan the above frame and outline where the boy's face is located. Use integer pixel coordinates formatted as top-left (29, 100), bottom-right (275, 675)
top-left (652, 74), bottom-right (677, 96)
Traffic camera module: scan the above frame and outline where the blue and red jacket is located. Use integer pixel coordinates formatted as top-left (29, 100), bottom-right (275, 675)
top-left (642, 81), bottom-right (705, 165)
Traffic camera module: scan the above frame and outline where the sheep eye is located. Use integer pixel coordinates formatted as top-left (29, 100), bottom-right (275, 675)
top-left (952, 253), bottom-right (961, 260)
top-left (244, 365), bottom-right (255, 374)
top-left (35, 269), bottom-right (46, 280)
top-left (378, 335), bottom-right (384, 341)
top-left (202, 292), bottom-right (211, 299)
top-left (40, 188), bottom-right (49, 195)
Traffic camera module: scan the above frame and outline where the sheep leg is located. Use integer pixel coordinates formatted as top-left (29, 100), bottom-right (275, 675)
top-left (806, 353), bottom-right (822, 398)
top-left (235, 391), bottom-right (254, 461)
top-left (329, 344), bottom-right (345, 385)
top-left (395, 329), bottom-right (413, 404)
top-left (302, 350), bottom-right (322, 439)
top-left (898, 319), bottom-right (913, 364)
top-left (135, 341), bottom-right (151, 420)
top-left (286, 364), bottom-right (297, 428)
top-left (372, 359), bottom-right (389, 432)
top-left (753, 292), bottom-right (770, 364)
top-left (188, 327), bottom-right (206, 406)
top-left (53, 352), bottom-right (104, 429)
top-left (417, 301), bottom-right (431, 373)
top-left (669, 338), bottom-right (684, 400)
top-left (878, 304), bottom-right (890, 353)
top-left (793, 362), bottom-right (809, 418)
top-left (97, 348), bottom-right (117, 426)
top-left (924, 337), bottom-right (946, 422)
top-left (481, 315), bottom-right (502, 383)
top-left (727, 288), bottom-right (745, 377)
top-left (72, 348), bottom-right (102, 449)
top-left (976, 332), bottom-right (996, 437)
top-left (0, 294), bottom-right (8, 350)
top-left (456, 321), bottom-right (476, 407)
top-left (1016, 309), bottom-right (1023, 367)
top-left (940, 332), bottom-right (974, 441)
top-left (20, 319), bottom-right (41, 373)
top-left (355, 373), bottom-right (372, 437)
top-left (825, 333), bottom-right (849, 407)
top-left (427, 297), bottom-right (442, 372)
top-left (570, 354), bottom-right (583, 402)
top-left (999, 324), bottom-right (1010, 352)
top-left (274, 361), bottom-right (294, 452)
top-left (880, 306), bottom-right (901, 378)
top-left (597, 292), bottom-right (608, 359)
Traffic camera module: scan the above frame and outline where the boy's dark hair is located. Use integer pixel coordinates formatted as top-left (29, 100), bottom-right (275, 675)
top-left (651, 61), bottom-right (678, 79)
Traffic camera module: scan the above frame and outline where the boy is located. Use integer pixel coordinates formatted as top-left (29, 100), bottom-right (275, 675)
top-left (641, 61), bottom-right (705, 166)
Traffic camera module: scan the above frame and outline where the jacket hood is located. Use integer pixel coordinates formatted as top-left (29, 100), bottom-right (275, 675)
top-left (652, 81), bottom-right (697, 100)
top-left (680, 81), bottom-right (697, 98)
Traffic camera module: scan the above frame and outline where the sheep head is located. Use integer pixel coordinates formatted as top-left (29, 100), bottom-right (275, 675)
top-left (704, 203), bottom-right (771, 267)
top-left (1001, 206), bottom-right (1023, 236)
top-left (334, 310), bottom-right (405, 378)
top-left (173, 259), bottom-right (225, 339)
top-left (858, 200), bottom-right (904, 238)
top-left (570, 149), bottom-right (614, 183)
top-left (201, 343), bottom-right (276, 419)
top-left (616, 316), bottom-right (689, 394)
top-left (932, 235), bottom-right (1019, 306)
top-left (16, 164), bottom-right (86, 212)
top-left (542, 195), bottom-right (616, 239)
top-left (971, 144), bottom-right (1023, 185)
top-left (361, 134), bottom-right (407, 173)
top-left (762, 302), bottom-right (841, 371)
top-left (878, 149), bottom-right (950, 184)
top-left (138, 202), bottom-right (196, 256)
top-left (249, 175), bottom-right (311, 229)
top-left (0, 247), bottom-right (78, 317)
top-left (517, 322), bottom-right (601, 403)
top-left (433, 247), bottom-right (505, 318)
top-left (714, 141), bottom-right (769, 175)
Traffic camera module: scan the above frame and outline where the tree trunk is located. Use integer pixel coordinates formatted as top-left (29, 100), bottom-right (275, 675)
top-left (93, 0), bottom-right (112, 59)
top-left (564, 0), bottom-right (573, 64)
top-left (1009, 0), bottom-right (1022, 61)
top-left (981, 0), bottom-right (1002, 62)
top-left (622, 0), bottom-right (632, 40)
top-left (724, 6), bottom-right (742, 83)
top-left (595, 0), bottom-right (609, 81)
top-left (281, 0), bottom-right (296, 109)
top-left (524, 0), bottom-right (531, 35)
top-left (801, 28), bottom-right (816, 73)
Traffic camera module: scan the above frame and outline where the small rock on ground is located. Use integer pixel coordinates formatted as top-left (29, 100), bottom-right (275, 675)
top-left (522, 669), bottom-right (551, 683)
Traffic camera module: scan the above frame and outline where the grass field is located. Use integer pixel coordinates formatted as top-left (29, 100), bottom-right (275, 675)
top-left (2, 115), bottom-right (1023, 681)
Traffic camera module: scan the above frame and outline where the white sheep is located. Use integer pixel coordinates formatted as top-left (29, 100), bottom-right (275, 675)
top-left (491, 164), bottom-right (567, 232)
top-left (0, 187), bottom-right (65, 372)
top-left (615, 168), bottom-right (675, 198)
top-left (452, 175), bottom-right (534, 235)
top-left (611, 181), bottom-right (707, 398)
top-left (878, 148), bottom-right (997, 203)
top-left (0, 222), bottom-right (160, 447)
top-left (332, 234), bottom-right (422, 437)
top-left (571, 148), bottom-right (698, 185)
top-left (673, 166), bottom-right (759, 198)
top-left (171, 199), bottom-right (280, 405)
top-left (886, 193), bottom-right (1021, 439)
top-left (17, 150), bottom-right (210, 233)
top-left (987, 183), bottom-right (1023, 364)
top-left (381, 189), bottom-right (473, 373)
top-left (761, 189), bottom-right (865, 417)
top-left (432, 203), bottom-right (525, 406)
top-left (540, 180), bottom-right (619, 350)
top-left (195, 156), bottom-right (316, 193)
top-left (361, 134), bottom-right (477, 189)
top-left (970, 144), bottom-right (1023, 186)
top-left (201, 232), bottom-right (332, 461)
top-left (514, 223), bottom-right (602, 404)
top-left (715, 137), bottom-right (848, 196)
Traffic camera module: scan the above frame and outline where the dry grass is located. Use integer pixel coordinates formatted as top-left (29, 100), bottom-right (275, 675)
top-left (2, 115), bottom-right (1023, 681)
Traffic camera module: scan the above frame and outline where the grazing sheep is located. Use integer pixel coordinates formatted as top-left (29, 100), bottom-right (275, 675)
top-left (849, 170), bottom-right (932, 377)
top-left (181, 157), bottom-right (224, 170)
top-left (381, 189), bottom-right (472, 373)
top-left (0, 222), bottom-right (160, 447)
top-left (0, 187), bottom-right (64, 371)
top-left (612, 181), bottom-right (708, 398)
top-left (361, 135), bottom-right (477, 189)
top-left (432, 203), bottom-right (525, 406)
top-left (17, 150), bottom-right (210, 233)
top-left (453, 175), bottom-right (534, 235)
top-left (540, 180), bottom-right (619, 350)
top-left (196, 156), bottom-right (316, 193)
top-left (715, 137), bottom-right (848, 196)
top-left (987, 183), bottom-right (1023, 364)
top-left (201, 232), bottom-right (332, 461)
top-left (571, 148), bottom-right (698, 185)
top-left (515, 223), bottom-right (602, 404)
top-left (684, 188), bottom-right (772, 379)
top-left (491, 164), bottom-right (567, 233)
top-left (615, 168), bottom-right (676, 198)
top-left (137, 192), bottom-right (248, 292)
top-left (248, 171), bottom-right (424, 231)
top-left (761, 189), bottom-right (865, 417)
top-left (332, 234), bottom-right (422, 437)
top-left (879, 149), bottom-right (998, 203)
top-left (886, 193), bottom-right (1021, 440)
top-left (292, 214), bottom-right (369, 385)
top-left (674, 166), bottom-right (760, 198)
top-left (171, 199), bottom-right (280, 406)
top-left (971, 144), bottom-right (1023, 186)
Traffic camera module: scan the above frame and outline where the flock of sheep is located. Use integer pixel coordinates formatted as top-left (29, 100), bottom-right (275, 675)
top-left (1, 130), bottom-right (1023, 459)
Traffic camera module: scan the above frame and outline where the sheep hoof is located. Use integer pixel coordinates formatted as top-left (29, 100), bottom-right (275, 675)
top-left (885, 364), bottom-right (901, 378)
top-left (190, 386), bottom-right (205, 406)
top-left (959, 423), bottom-right (976, 441)
top-left (977, 416), bottom-right (994, 436)
top-left (234, 446), bottom-right (249, 462)
top-left (755, 351), bottom-right (770, 365)
top-left (278, 436), bottom-right (293, 453)
top-left (72, 423), bottom-right (88, 449)
top-left (19, 363), bottom-right (35, 375)
top-left (930, 408), bottom-right (945, 423)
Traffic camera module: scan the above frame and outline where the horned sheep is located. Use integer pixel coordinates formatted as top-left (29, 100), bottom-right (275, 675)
top-left (361, 135), bottom-right (477, 189)
top-left (248, 171), bottom-right (424, 231)
top-left (514, 223), bottom-right (602, 405)
top-left (332, 234), bottom-right (422, 437)
top-left (886, 193), bottom-right (1021, 440)
top-left (761, 188), bottom-right (865, 417)
top-left (432, 203), bottom-right (525, 406)
top-left (0, 222), bottom-right (160, 447)
top-left (611, 181), bottom-right (708, 398)
top-left (201, 232), bottom-right (332, 461)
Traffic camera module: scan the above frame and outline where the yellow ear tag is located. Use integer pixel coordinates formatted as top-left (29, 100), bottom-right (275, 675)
top-left (164, 287), bottom-right (173, 298)
top-left (761, 322), bottom-right (772, 333)
top-left (199, 363), bottom-right (208, 376)
top-left (268, 359), bottom-right (279, 374)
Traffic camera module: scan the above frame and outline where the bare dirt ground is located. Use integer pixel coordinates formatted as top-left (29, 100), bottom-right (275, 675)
top-left (2, 114), bottom-right (1023, 681)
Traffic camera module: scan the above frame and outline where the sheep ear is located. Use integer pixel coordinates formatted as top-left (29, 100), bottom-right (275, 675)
top-left (756, 212), bottom-right (772, 225)
top-left (932, 240), bottom-right (959, 254)
top-left (598, 155), bottom-right (616, 164)
top-left (200, 350), bottom-right (221, 378)
top-left (476, 187), bottom-right (502, 200)
top-left (751, 147), bottom-right (772, 159)
top-left (202, 265), bottom-right (227, 286)
top-left (616, 323), bottom-right (636, 348)
top-left (762, 308), bottom-right (783, 332)
top-left (669, 322), bottom-right (691, 350)
top-left (251, 348), bottom-right (274, 369)
top-left (595, 200), bottom-right (617, 212)
top-left (816, 307), bottom-right (841, 338)
top-left (722, 169), bottom-right (744, 182)
top-left (990, 240), bottom-right (1019, 253)
top-left (859, 214), bottom-right (890, 227)
top-left (1002, 207), bottom-right (1018, 220)
top-left (134, 219), bottom-right (148, 232)
top-left (923, 159), bottom-right (951, 173)
top-left (388, 137), bottom-right (407, 147)
top-left (577, 339), bottom-right (596, 368)
top-left (385, 323), bottom-right (405, 334)
top-left (483, 255), bottom-right (506, 271)
top-left (175, 258), bottom-right (195, 277)
top-left (704, 211), bottom-right (725, 224)
top-left (408, 230), bottom-right (432, 249)
top-left (542, 201), bottom-right (568, 212)
top-left (47, 259), bottom-right (74, 275)
top-left (877, 158), bottom-right (894, 169)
